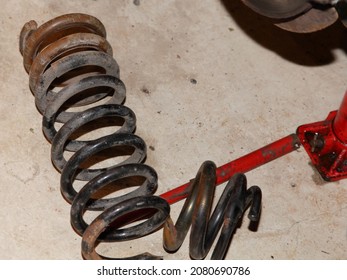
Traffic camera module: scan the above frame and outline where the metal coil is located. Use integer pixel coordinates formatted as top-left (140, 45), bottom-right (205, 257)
top-left (20, 13), bottom-right (262, 260)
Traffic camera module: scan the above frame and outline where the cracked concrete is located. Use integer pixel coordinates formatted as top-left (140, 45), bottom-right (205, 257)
top-left (0, 0), bottom-right (346, 259)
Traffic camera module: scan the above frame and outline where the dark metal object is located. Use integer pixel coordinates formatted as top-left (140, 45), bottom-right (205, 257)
top-left (81, 161), bottom-right (261, 260)
top-left (275, 6), bottom-right (338, 33)
top-left (20, 13), bottom-right (262, 260)
top-left (163, 161), bottom-right (261, 260)
top-left (82, 195), bottom-right (170, 260)
top-left (241, 0), bottom-right (343, 33)
top-left (335, 0), bottom-right (347, 28)
top-left (19, 13), bottom-right (169, 260)
top-left (241, 0), bottom-right (312, 19)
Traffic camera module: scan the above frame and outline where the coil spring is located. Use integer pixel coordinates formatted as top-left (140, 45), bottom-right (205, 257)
top-left (19, 13), bottom-right (262, 260)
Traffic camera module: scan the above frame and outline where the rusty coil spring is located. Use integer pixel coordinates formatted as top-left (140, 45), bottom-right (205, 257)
top-left (19, 13), bottom-right (262, 260)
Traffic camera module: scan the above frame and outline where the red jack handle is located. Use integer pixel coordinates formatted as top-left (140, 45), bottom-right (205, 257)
top-left (160, 133), bottom-right (301, 204)
top-left (161, 91), bottom-right (347, 205)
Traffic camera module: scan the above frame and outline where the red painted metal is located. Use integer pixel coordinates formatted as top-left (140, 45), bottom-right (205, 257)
top-left (160, 133), bottom-right (301, 204)
top-left (160, 91), bottom-right (347, 205)
top-left (297, 92), bottom-right (347, 181)
top-left (333, 92), bottom-right (347, 142)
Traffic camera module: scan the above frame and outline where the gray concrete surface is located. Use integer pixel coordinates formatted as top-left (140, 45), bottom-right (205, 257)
top-left (0, 0), bottom-right (346, 259)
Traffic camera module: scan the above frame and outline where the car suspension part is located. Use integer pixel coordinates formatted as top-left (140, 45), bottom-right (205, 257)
top-left (19, 13), bottom-right (262, 260)
top-left (19, 12), bottom-right (346, 260)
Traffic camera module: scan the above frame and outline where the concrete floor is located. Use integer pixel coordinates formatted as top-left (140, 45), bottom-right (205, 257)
top-left (0, 0), bottom-right (346, 260)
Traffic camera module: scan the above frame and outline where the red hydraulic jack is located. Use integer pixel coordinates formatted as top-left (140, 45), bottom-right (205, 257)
top-left (160, 91), bottom-right (347, 204)
top-left (297, 92), bottom-right (347, 182)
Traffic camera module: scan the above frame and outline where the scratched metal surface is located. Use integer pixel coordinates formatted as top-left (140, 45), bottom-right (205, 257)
top-left (0, 0), bottom-right (346, 259)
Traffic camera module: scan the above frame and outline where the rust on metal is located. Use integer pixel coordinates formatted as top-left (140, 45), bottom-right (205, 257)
top-left (240, 0), bottom-right (343, 33)
top-left (275, 7), bottom-right (338, 33)
top-left (297, 92), bottom-right (347, 181)
top-left (20, 13), bottom-right (106, 73)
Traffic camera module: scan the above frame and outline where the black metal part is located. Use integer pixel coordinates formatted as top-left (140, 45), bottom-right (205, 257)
top-left (241, 0), bottom-right (312, 19)
top-left (20, 13), bottom-right (263, 260)
top-left (70, 163), bottom-right (160, 234)
top-left (81, 195), bottom-right (170, 260)
top-left (241, 0), bottom-right (345, 33)
top-left (163, 161), bottom-right (262, 260)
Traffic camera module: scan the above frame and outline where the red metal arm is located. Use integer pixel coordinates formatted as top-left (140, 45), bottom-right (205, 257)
top-left (160, 91), bottom-right (347, 205)
top-left (160, 134), bottom-right (301, 204)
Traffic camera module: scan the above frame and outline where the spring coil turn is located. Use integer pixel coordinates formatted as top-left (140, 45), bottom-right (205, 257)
top-left (19, 13), bottom-right (262, 260)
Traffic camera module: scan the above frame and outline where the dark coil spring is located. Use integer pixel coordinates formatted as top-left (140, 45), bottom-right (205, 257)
top-left (20, 13), bottom-right (262, 260)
